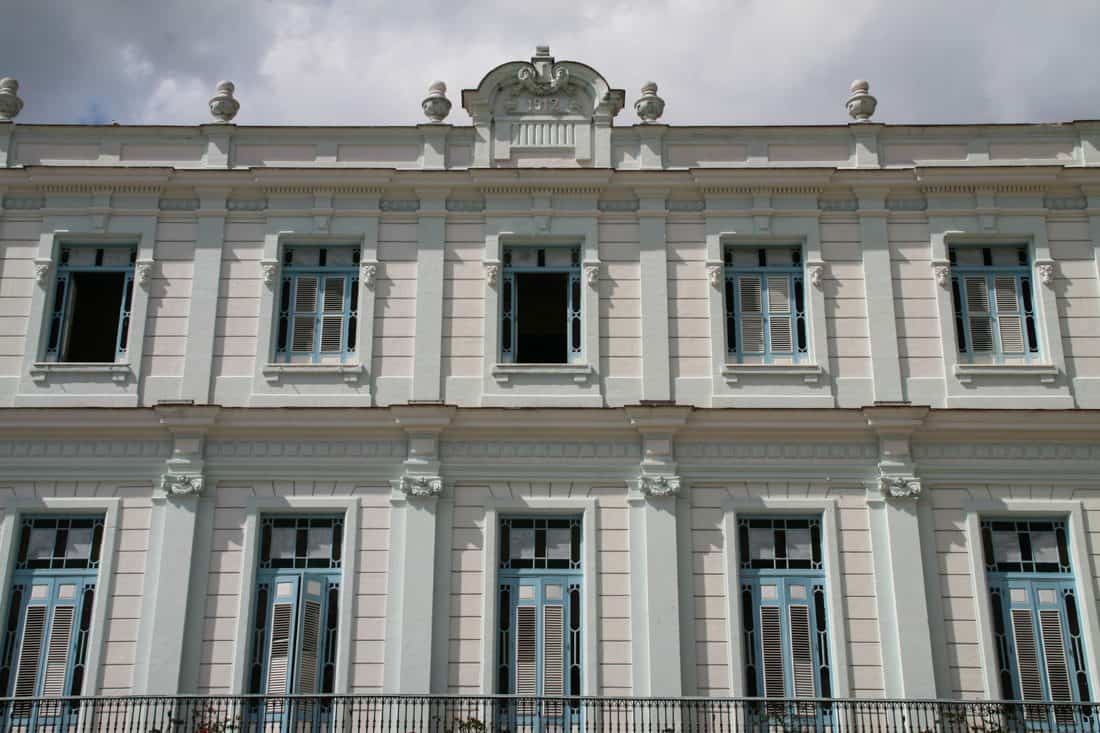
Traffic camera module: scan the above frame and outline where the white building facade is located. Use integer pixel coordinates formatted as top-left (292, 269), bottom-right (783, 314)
top-left (1, 47), bottom-right (1100, 727)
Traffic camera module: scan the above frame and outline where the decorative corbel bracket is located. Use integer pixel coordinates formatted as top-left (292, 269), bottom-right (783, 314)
top-left (706, 260), bottom-right (723, 288)
top-left (877, 474), bottom-right (922, 499)
top-left (863, 405), bottom-right (930, 502)
top-left (33, 258), bottom-right (51, 286)
top-left (397, 473), bottom-right (444, 497)
top-left (807, 260), bottom-right (825, 289)
top-left (360, 261), bottom-right (378, 289)
top-left (154, 404), bottom-right (220, 500)
top-left (161, 471), bottom-right (205, 497)
top-left (261, 259), bottom-right (279, 288)
top-left (584, 262), bottom-right (600, 286)
top-left (931, 260), bottom-right (950, 288)
top-left (638, 473), bottom-right (681, 497)
top-left (484, 260), bottom-right (500, 288)
top-left (1035, 259), bottom-right (1055, 287)
top-left (135, 259), bottom-right (154, 288)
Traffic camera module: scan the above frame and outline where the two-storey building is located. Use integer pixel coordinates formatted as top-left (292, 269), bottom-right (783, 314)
top-left (1, 48), bottom-right (1100, 729)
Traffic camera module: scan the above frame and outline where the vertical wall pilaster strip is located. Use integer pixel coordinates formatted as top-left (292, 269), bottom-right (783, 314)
top-left (133, 493), bottom-right (202, 694)
top-left (856, 189), bottom-right (905, 402)
top-left (382, 493), bottom-right (439, 692)
top-left (638, 193), bottom-right (671, 401)
top-left (178, 495), bottom-right (216, 692)
top-left (628, 493), bottom-right (683, 696)
top-left (180, 190), bottom-right (228, 402)
top-left (675, 491), bottom-right (698, 694)
top-left (430, 494), bottom-right (454, 692)
top-left (411, 192), bottom-right (447, 401)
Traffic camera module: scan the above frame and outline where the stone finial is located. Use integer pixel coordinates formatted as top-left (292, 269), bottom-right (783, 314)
top-left (846, 79), bottom-right (877, 122)
top-left (0, 78), bottom-right (23, 121)
top-left (208, 80), bottom-right (240, 123)
top-left (634, 81), bottom-right (665, 123)
top-left (422, 80), bottom-right (452, 123)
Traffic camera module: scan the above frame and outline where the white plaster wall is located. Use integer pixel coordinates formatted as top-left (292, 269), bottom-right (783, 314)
top-left (145, 220), bottom-right (194, 389)
top-left (445, 482), bottom-right (632, 695)
top-left (688, 483), bottom-right (883, 697)
top-left (820, 220), bottom-right (872, 385)
top-left (0, 481), bottom-right (150, 694)
top-left (199, 482), bottom-right (390, 693)
top-left (667, 222), bottom-right (709, 390)
top-left (0, 218), bottom-right (39, 384)
top-left (889, 220), bottom-right (941, 383)
top-left (1048, 217), bottom-right (1100, 381)
top-left (442, 222), bottom-right (484, 382)
top-left (211, 220), bottom-right (262, 390)
top-left (598, 222), bottom-right (642, 389)
top-left (374, 221), bottom-right (417, 403)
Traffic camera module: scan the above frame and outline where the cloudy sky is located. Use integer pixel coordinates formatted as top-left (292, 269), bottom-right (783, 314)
top-left (2, 0), bottom-right (1098, 127)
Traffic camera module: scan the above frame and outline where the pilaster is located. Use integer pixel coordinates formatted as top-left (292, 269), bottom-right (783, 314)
top-left (855, 187), bottom-right (905, 402)
top-left (638, 191), bottom-right (671, 401)
top-left (863, 405), bottom-right (937, 698)
top-left (180, 189), bottom-right (229, 402)
top-left (626, 406), bottom-right (690, 695)
top-left (411, 190), bottom-right (448, 401)
top-left (133, 405), bottom-right (219, 694)
top-left (383, 406), bottom-right (454, 692)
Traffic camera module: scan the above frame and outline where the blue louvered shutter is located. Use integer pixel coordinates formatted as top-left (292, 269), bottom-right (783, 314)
top-left (294, 577), bottom-right (325, 695)
top-left (263, 576), bottom-right (299, 696)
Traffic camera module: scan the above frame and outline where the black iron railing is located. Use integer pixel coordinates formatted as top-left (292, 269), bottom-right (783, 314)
top-left (0, 694), bottom-right (1096, 732)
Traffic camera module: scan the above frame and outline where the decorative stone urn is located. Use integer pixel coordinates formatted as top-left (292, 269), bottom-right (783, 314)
top-left (422, 81), bottom-right (452, 123)
top-left (0, 78), bottom-right (23, 121)
top-left (634, 81), bottom-right (665, 123)
top-left (208, 80), bottom-right (240, 123)
top-left (846, 79), bottom-right (877, 122)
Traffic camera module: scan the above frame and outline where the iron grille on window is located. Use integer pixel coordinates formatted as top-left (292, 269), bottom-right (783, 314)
top-left (501, 246), bottom-right (582, 364)
top-left (724, 246), bottom-right (807, 363)
top-left (276, 246), bottom-right (359, 364)
top-left (45, 246), bottom-right (136, 363)
top-left (950, 246), bottom-right (1039, 362)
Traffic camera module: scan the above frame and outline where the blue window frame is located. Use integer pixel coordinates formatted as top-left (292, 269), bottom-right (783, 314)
top-left (0, 516), bottom-right (103, 727)
top-left (950, 245), bottom-right (1039, 363)
top-left (45, 246), bottom-right (135, 363)
top-left (248, 516), bottom-right (342, 731)
top-left (501, 246), bottom-right (582, 364)
top-left (738, 517), bottom-right (832, 725)
top-left (982, 519), bottom-right (1092, 726)
top-left (276, 246), bottom-right (359, 364)
top-left (497, 517), bottom-right (582, 731)
top-left (724, 246), bottom-right (807, 364)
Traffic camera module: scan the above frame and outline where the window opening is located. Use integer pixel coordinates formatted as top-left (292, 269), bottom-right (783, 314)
top-left (276, 246), bottom-right (359, 364)
top-left (501, 246), bottom-right (582, 364)
top-left (950, 246), bottom-right (1039, 364)
top-left (724, 246), bottom-right (807, 364)
top-left (46, 246), bottom-right (135, 363)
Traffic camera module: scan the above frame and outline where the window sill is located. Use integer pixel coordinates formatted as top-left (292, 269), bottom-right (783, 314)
top-left (954, 363), bottom-right (1058, 384)
top-left (492, 363), bottom-right (594, 385)
top-left (262, 363), bottom-right (365, 384)
top-left (30, 362), bottom-right (132, 384)
top-left (723, 363), bottom-right (823, 384)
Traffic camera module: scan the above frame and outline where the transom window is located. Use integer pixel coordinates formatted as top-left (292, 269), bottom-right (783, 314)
top-left (501, 246), bottom-right (582, 364)
top-left (15, 517), bottom-right (103, 571)
top-left (982, 519), bottom-right (1069, 574)
top-left (739, 517), bottom-right (822, 571)
top-left (276, 246), bottom-right (359, 364)
top-left (46, 246), bottom-right (136, 363)
top-left (499, 517), bottom-right (581, 570)
top-left (258, 516), bottom-right (342, 570)
top-left (950, 245), bottom-right (1039, 363)
top-left (724, 246), bottom-right (807, 364)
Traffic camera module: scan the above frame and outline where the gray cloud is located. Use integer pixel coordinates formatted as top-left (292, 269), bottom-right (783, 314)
top-left (1, 0), bottom-right (1098, 127)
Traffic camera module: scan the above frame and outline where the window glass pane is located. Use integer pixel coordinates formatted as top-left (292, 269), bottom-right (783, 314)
top-left (27, 528), bottom-right (55, 561)
top-left (748, 528), bottom-right (775, 560)
top-left (65, 528), bottom-right (93, 559)
top-left (786, 528), bottom-right (812, 560)
top-left (546, 528), bottom-right (570, 560)
top-left (307, 526), bottom-right (332, 559)
top-left (992, 530), bottom-right (1022, 564)
top-left (509, 248), bottom-right (537, 267)
top-left (1031, 530), bottom-right (1059, 564)
top-left (271, 526), bottom-right (296, 560)
top-left (545, 248), bottom-right (573, 267)
top-left (510, 528), bottom-right (536, 560)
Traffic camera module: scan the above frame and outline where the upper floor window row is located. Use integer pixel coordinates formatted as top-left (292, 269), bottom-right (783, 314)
top-left (45, 246), bottom-right (135, 364)
top-left (276, 246), bottom-right (360, 365)
top-left (500, 246), bottom-right (583, 365)
top-left (724, 246), bottom-right (808, 365)
top-left (950, 245), bottom-right (1040, 364)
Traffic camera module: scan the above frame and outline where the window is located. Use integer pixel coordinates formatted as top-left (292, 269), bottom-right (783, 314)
top-left (0, 516), bottom-right (103, 723)
top-left (501, 246), bottom-right (582, 364)
top-left (45, 246), bottom-right (135, 363)
top-left (497, 518), bottom-right (582, 724)
top-left (276, 246), bottom-right (359, 364)
top-left (739, 517), bottom-right (831, 724)
top-left (249, 516), bottom-right (341, 727)
top-left (982, 519), bottom-right (1091, 725)
top-left (724, 246), bottom-right (807, 364)
top-left (950, 246), bottom-right (1039, 364)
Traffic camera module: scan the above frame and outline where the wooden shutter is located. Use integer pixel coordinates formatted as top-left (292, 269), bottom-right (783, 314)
top-left (766, 276), bottom-right (793, 353)
top-left (738, 276), bottom-right (765, 354)
top-left (964, 276), bottom-right (994, 351)
top-left (1039, 609), bottom-right (1074, 724)
top-left (543, 604), bottom-right (564, 715)
top-left (759, 606), bottom-right (785, 699)
top-left (295, 580), bottom-right (324, 695)
top-left (789, 605), bottom-right (816, 699)
top-left (13, 604), bottom-right (47, 697)
top-left (1011, 608), bottom-right (1045, 719)
top-left (515, 605), bottom-right (537, 696)
top-left (993, 276), bottom-right (1025, 354)
top-left (40, 605), bottom-right (74, 698)
top-left (320, 278), bottom-right (345, 353)
top-left (291, 276), bottom-right (319, 352)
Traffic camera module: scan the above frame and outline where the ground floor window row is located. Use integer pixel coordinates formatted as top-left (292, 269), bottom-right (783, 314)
top-left (0, 512), bottom-right (1094, 713)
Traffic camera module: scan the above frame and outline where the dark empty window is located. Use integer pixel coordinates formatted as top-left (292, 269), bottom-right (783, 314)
top-left (501, 246), bottom-right (582, 364)
top-left (46, 247), bottom-right (135, 363)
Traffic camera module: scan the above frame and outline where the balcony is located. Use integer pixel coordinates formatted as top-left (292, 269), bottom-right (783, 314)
top-left (0, 695), bottom-right (1096, 732)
